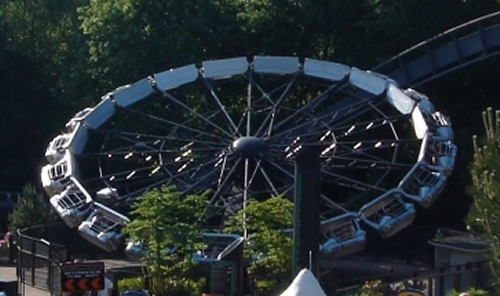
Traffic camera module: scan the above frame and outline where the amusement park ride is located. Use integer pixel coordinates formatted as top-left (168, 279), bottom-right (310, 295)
top-left (38, 11), bottom-right (500, 266)
top-left (40, 56), bottom-right (455, 258)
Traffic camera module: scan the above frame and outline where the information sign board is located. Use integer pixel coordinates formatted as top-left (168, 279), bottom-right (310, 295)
top-left (210, 260), bottom-right (234, 295)
top-left (60, 261), bottom-right (105, 292)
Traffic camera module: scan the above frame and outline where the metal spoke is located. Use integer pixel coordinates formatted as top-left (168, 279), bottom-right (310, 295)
top-left (116, 105), bottom-right (227, 142)
top-left (255, 73), bottom-right (300, 137)
top-left (256, 161), bottom-right (280, 197)
top-left (271, 78), bottom-right (347, 134)
top-left (156, 88), bottom-right (234, 138)
top-left (202, 76), bottom-right (241, 137)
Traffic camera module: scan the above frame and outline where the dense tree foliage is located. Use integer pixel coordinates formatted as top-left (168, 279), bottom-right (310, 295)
top-left (78, 0), bottom-right (247, 91)
top-left (0, 0), bottom-right (90, 191)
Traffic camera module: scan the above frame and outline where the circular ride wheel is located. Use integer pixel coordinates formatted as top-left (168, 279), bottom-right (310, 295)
top-left (41, 56), bottom-right (456, 256)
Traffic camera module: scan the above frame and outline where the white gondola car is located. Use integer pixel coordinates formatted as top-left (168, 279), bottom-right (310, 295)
top-left (78, 202), bottom-right (130, 252)
top-left (96, 187), bottom-right (119, 201)
top-left (124, 240), bottom-right (146, 262)
top-left (399, 161), bottom-right (447, 208)
top-left (45, 134), bottom-right (71, 164)
top-left (320, 212), bottom-right (366, 258)
top-left (125, 233), bottom-right (244, 263)
top-left (41, 150), bottom-right (75, 196)
top-left (358, 189), bottom-right (416, 239)
top-left (426, 111), bottom-right (454, 141)
top-left (125, 239), bottom-right (178, 262)
top-left (418, 133), bottom-right (457, 176)
top-left (411, 99), bottom-right (454, 141)
top-left (49, 177), bottom-right (93, 228)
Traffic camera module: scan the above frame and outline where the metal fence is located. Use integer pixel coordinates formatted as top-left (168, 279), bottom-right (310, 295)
top-left (14, 223), bottom-right (493, 296)
top-left (16, 226), bottom-right (68, 296)
top-left (321, 260), bottom-right (491, 296)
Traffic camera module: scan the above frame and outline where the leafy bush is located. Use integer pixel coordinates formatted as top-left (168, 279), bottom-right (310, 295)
top-left (117, 277), bottom-right (145, 294)
top-left (224, 196), bottom-right (293, 295)
top-left (122, 186), bottom-right (210, 296)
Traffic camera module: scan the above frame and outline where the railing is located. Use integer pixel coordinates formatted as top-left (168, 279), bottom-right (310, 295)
top-left (16, 224), bottom-right (68, 296)
top-left (322, 260), bottom-right (490, 296)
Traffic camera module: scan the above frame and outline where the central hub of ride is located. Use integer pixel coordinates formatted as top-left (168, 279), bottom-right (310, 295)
top-left (231, 136), bottom-right (266, 158)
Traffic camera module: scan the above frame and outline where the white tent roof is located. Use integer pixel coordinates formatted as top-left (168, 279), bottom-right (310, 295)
top-left (279, 268), bottom-right (327, 296)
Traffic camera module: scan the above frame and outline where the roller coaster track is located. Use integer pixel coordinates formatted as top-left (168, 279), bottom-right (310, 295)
top-left (372, 11), bottom-right (500, 88)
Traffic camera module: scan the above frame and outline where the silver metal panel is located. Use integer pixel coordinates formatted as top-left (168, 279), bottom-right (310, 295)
top-left (154, 64), bottom-right (199, 91)
top-left (253, 56), bottom-right (299, 74)
top-left (303, 58), bottom-right (350, 81)
top-left (411, 106), bottom-right (429, 139)
top-left (40, 164), bottom-right (55, 196)
top-left (349, 68), bottom-right (387, 95)
top-left (386, 84), bottom-right (414, 114)
top-left (67, 123), bottom-right (89, 154)
top-left (112, 78), bottom-right (153, 107)
top-left (203, 57), bottom-right (249, 79)
top-left (84, 98), bottom-right (115, 129)
top-left (65, 108), bottom-right (92, 131)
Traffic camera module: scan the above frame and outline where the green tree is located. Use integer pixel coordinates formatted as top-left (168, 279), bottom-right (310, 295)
top-left (123, 185), bottom-right (210, 296)
top-left (0, 0), bottom-right (92, 107)
top-left (78, 0), bottom-right (246, 92)
top-left (8, 183), bottom-right (57, 232)
top-left (224, 196), bottom-right (293, 294)
top-left (0, 0), bottom-right (92, 189)
top-left (467, 107), bottom-right (500, 287)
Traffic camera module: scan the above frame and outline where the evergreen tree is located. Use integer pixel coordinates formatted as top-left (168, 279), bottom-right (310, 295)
top-left (8, 183), bottom-right (57, 232)
top-left (468, 107), bottom-right (500, 286)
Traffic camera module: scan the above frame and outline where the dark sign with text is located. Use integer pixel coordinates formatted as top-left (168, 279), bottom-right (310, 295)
top-left (210, 260), bottom-right (234, 295)
top-left (61, 261), bottom-right (105, 292)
